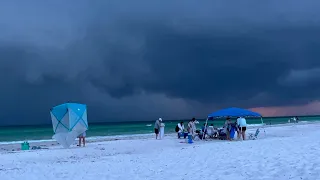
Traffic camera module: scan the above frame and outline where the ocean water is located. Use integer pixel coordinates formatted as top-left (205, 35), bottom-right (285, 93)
top-left (0, 116), bottom-right (319, 143)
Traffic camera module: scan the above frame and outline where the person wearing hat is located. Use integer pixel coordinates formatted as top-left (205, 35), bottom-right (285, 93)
top-left (154, 118), bottom-right (162, 139)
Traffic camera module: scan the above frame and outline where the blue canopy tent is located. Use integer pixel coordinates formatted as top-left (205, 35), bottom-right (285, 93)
top-left (207, 107), bottom-right (262, 119)
top-left (201, 107), bottom-right (264, 140)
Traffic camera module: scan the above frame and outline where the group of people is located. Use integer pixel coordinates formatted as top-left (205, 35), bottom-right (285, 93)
top-left (155, 116), bottom-right (248, 141)
top-left (173, 116), bottom-right (247, 141)
top-left (223, 117), bottom-right (247, 140)
top-left (288, 116), bottom-right (299, 123)
top-left (175, 118), bottom-right (199, 138)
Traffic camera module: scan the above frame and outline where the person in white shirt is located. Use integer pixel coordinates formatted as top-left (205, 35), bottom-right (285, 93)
top-left (187, 118), bottom-right (196, 136)
top-left (236, 117), bottom-right (241, 139)
top-left (177, 122), bottom-right (185, 138)
top-left (187, 120), bottom-right (193, 134)
top-left (178, 122), bottom-right (184, 132)
top-left (154, 118), bottom-right (162, 139)
top-left (237, 117), bottom-right (247, 140)
top-left (192, 119), bottom-right (197, 135)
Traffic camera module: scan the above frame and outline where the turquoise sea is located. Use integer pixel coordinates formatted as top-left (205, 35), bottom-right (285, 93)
top-left (0, 116), bottom-right (319, 143)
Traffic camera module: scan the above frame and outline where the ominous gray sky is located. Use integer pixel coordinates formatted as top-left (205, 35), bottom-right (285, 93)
top-left (1, 0), bottom-right (320, 125)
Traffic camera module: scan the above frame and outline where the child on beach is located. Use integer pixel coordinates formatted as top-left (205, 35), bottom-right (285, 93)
top-left (78, 131), bottom-right (86, 147)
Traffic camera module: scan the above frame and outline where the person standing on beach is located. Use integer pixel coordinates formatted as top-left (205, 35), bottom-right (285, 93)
top-left (237, 117), bottom-right (247, 140)
top-left (154, 118), bottom-right (162, 139)
top-left (187, 118), bottom-right (197, 137)
top-left (224, 117), bottom-right (232, 140)
top-left (187, 120), bottom-right (192, 133)
top-left (192, 118), bottom-right (198, 133)
top-left (236, 117), bottom-right (241, 139)
top-left (78, 131), bottom-right (86, 147)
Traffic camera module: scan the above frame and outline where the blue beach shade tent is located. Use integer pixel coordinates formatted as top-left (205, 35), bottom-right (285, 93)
top-left (201, 107), bottom-right (263, 140)
top-left (50, 103), bottom-right (88, 148)
top-left (207, 107), bottom-right (262, 119)
top-left (205, 107), bottom-right (263, 129)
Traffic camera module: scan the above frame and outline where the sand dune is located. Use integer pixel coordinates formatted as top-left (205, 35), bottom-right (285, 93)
top-left (1, 123), bottom-right (320, 180)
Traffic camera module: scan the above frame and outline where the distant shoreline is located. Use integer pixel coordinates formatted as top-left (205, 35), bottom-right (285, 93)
top-left (0, 121), bottom-right (318, 145)
top-left (1, 115), bottom-right (319, 127)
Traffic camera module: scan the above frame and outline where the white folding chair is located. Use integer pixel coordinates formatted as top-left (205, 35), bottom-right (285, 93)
top-left (249, 128), bottom-right (260, 140)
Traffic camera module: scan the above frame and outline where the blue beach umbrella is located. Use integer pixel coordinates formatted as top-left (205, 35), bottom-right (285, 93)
top-left (50, 103), bottom-right (88, 148)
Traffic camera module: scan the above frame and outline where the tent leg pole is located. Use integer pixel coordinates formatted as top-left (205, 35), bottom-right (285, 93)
top-left (261, 117), bottom-right (266, 137)
top-left (202, 118), bottom-right (208, 140)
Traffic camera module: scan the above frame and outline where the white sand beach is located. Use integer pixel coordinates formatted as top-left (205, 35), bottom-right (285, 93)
top-left (1, 122), bottom-right (320, 180)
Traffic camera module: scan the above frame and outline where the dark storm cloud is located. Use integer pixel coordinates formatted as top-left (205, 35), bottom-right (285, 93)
top-left (1, 0), bottom-right (320, 125)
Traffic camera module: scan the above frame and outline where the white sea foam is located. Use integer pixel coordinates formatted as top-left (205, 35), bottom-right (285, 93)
top-left (0, 139), bottom-right (55, 145)
top-left (0, 133), bottom-right (155, 145)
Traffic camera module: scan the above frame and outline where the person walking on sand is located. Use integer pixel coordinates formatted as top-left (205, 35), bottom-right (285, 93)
top-left (154, 118), bottom-right (162, 139)
top-left (237, 117), bottom-right (247, 140)
top-left (236, 117), bottom-right (241, 139)
top-left (77, 131), bottom-right (86, 147)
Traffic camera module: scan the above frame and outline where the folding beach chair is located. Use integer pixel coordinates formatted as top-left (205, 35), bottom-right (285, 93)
top-left (218, 129), bottom-right (227, 140)
top-left (194, 130), bottom-right (204, 141)
top-left (249, 128), bottom-right (260, 140)
top-left (205, 126), bottom-right (214, 138)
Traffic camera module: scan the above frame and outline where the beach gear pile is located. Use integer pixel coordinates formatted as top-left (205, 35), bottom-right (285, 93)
top-left (50, 103), bottom-right (88, 148)
top-left (21, 141), bottom-right (30, 150)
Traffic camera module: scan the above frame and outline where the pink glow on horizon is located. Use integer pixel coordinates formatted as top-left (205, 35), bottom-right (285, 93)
top-left (250, 101), bottom-right (320, 117)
